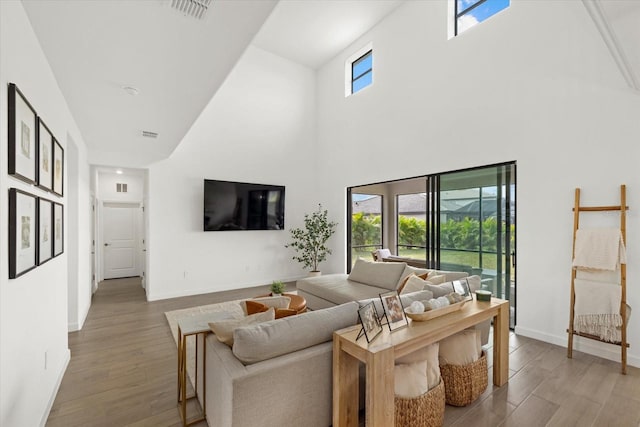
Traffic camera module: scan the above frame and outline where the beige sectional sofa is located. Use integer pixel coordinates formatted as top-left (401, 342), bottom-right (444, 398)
top-left (201, 260), bottom-right (490, 427)
top-left (296, 258), bottom-right (470, 310)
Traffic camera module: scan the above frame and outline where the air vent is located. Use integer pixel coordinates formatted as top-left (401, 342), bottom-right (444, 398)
top-left (116, 183), bottom-right (128, 193)
top-left (142, 130), bottom-right (158, 139)
top-left (170, 0), bottom-right (212, 20)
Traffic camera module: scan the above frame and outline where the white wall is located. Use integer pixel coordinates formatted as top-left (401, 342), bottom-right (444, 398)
top-left (97, 171), bottom-right (144, 202)
top-left (316, 0), bottom-right (640, 365)
top-left (0, 1), bottom-right (92, 425)
top-left (146, 45), bottom-right (318, 300)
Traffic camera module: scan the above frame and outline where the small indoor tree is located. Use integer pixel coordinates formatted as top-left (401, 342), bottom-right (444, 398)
top-left (286, 204), bottom-right (338, 273)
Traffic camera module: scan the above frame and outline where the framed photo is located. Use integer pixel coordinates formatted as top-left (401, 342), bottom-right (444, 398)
top-left (38, 198), bottom-right (54, 265)
top-left (452, 278), bottom-right (472, 301)
top-left (357, 302), bottom-right (383, 343)
top-left (53, 139), bottom-right (64, 196)
top-left (37, 118), bottom-right (54, 191)
top-left (379, 290), bottom-right (408, 331)
top-left (53, 203), bottom-right (64, 257)
top-left (9, 188), bottom-right (37, 279)
top-left (8, 83), bottom-right (37, 184)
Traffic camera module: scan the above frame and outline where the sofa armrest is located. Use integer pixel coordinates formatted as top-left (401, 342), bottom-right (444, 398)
top-left (204, 334), bottom-right (334, 427)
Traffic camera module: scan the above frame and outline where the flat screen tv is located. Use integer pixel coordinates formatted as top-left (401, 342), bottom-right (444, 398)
top-left (204, 179), bottom-right (285, 231)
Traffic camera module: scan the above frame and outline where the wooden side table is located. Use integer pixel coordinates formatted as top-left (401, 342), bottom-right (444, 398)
top-left (333, 298), bottom-right (510, 427)
top-left (177, 312), bottom-right (232, 426)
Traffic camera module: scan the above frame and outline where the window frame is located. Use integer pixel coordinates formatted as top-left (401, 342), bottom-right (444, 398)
top-left (351, 49), bottom-right (373, 95)
top-left (454, 0), bottom-right (509, 36)
top-left (344, 42), bottom-right (373, 97)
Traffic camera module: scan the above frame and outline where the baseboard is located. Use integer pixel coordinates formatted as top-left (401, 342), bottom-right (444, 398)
top-left (40, 348), bottom-right (71, 427)
top-left (515, 325), bottom-right (639, 368)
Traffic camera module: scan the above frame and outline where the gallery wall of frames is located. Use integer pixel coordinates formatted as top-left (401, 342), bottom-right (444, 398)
top-left (7, 83), bottom-right (64, 279)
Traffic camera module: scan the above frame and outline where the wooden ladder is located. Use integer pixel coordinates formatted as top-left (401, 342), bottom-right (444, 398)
top-left (567, 184), bottom-right (628, 374)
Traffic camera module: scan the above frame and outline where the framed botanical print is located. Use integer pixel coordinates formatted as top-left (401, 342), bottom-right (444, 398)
top-left (37, 118), bottom-right (54, 191)
top-left (8, 83), bottom-right (38, 184)
top-left (53, 203), bottom-right (64, 257)
top-left (53, 139), bottom-right (64, 196)
top-left (38, 198), bottom-right (54, 265)
top-left (9, 188), bottom-right (37, 278)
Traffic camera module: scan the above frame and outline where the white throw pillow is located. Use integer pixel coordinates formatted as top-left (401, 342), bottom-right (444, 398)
top-left (426, 272), bottom-right (446, 284)
top-left (396, 343), bottom-right (440, 390)
top-left (438, 329), bottom-right (482, 366)
top-left (397, 265), bottom-right (432, 288)
top-left (241, 296), bottom-right (291, 315)
top-left (400, 275), bottom-right (428, 294)
top-left (209, 308), bottom-right (275, 346)
top-left (394, 361), bottom-right (429, 398)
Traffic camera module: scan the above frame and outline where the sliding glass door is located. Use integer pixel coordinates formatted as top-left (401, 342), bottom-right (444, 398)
top-left (438, 163), bottom-right (516, 327)
top-left (349, 192), bottom-right (383, 267)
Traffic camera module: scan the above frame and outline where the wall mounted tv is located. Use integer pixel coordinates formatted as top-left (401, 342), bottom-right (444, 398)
top-left (204, 179), bottom-right (285, 231)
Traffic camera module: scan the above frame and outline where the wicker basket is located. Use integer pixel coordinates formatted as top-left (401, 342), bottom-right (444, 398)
top-left (439, 350), bottom-right (488, 407)
top-left (394, 379), bottom-right (445, 427)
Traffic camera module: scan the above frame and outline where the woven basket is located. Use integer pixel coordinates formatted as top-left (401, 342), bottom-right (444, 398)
top-left (440, 350), bottom-right (488, 407)
top-left (394, 379), bottom-right (445, 427)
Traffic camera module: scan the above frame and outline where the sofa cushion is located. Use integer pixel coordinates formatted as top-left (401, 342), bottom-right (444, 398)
top-left (232, 301), bottom-right (359, 365)
top-left (297, 274), bottom-right (391, 306)
top-left (348, 258), bottom-right (406, 290)
top-left (209, 308), bottom-right (275, 346)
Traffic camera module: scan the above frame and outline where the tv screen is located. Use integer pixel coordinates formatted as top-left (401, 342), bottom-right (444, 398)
top-left (204, 179), bottom-right (285, 231)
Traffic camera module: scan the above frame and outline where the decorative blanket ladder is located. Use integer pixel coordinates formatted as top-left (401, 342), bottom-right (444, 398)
top-left (567, 184), bottom-right (629, 374)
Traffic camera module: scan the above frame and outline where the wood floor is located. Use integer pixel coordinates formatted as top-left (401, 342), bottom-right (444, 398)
top-left (46, 277), bottom-right (640, 427)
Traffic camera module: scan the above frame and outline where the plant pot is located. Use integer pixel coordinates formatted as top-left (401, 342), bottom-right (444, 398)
top-left (308, 271), bottom-right (321, 277)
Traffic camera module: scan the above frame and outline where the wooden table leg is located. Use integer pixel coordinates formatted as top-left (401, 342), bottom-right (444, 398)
top-left (493, 301), bottom-right (509, 386)
top-left (366, 346), bottom-right (395, 427)
top-left (333, 337), bottom-right (359, 427)
top-left (177, 327), bottom-right (182, 402)
top-left (181, 334), bottom-right (188, 425)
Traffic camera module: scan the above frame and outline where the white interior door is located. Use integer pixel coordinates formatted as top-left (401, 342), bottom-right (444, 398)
top-left (103, 203), bottom-right (139, 279)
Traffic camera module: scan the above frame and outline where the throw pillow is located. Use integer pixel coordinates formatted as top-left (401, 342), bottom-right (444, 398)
top-left (209, 308), bottom-right (275, 346)
top-left (426, 272), bottom-right (446, 284)
top-left (398, 273), bottom-right (429, 294)
top-left (241, 296), bottom-right (291, 315)
top-left (245, 300), bottom-right (269, 315)
top-left (394, 361), bottom-right (429, 398)
top-left (423, 281), bottom-right (455, 298)
top-left (348, 258), bottom-right (406, 291)
top-left (275, 308), bottom-right (297, 319)
top-left (396, 343), bottom-right (440, 390)
top-left (396, 265), bottom-right (432, 289)
top-left (438, 329), bottom-right (481, 366)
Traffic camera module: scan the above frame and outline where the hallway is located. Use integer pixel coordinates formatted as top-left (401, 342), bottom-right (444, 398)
top-left (46, 277), bottom-right (271, 427)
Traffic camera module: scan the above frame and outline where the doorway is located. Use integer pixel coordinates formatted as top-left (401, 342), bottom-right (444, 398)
top-left (102, 202), bottom-right (142, 279)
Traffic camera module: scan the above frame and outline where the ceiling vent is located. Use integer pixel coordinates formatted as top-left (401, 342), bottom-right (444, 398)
top-left (142, 130), bottom-right (158, 139)
top-left (169, 0), bottom-right (212, 20)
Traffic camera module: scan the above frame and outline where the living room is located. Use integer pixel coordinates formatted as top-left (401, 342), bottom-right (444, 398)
top-left (1, 1), bottom-right (639, 426)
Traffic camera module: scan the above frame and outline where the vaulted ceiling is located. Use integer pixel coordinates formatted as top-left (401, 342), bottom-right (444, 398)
top-left (21, 0), bottom-right (640, 169)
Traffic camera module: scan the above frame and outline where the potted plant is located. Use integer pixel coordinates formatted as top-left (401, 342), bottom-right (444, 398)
top-left (286, 204), bottom-right (338, 276)
top-left (270, 280), bottom-right (286, 296)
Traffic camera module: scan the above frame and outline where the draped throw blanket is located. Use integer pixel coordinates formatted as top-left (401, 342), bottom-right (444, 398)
top-left (572, 228), bottom-right (627, 271)
top-left (574, 278), bottom-right (623, 343)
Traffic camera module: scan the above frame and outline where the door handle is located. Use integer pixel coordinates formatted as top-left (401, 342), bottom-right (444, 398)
top-left (104, 243), bottom-right (110, 247)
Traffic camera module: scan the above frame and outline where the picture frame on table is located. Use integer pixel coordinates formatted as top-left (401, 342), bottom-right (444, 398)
top-left (9, 188), bottom-right (37, 279)
top-left (37, 197), bottom-right (54, 265)
top-left (53, 203), bottom-right (64, 257)
top-left (357, 302), bottom-right (383, 343)
top-left (8, 83), bottom-right (38, 184)
top-left (379, 290), bottom-right (408, 331)
top-left (37, 118), bottom-right (54, 192)
top-left (452, 278), bottom-right (472, 301)
top-left (53, 139), bottom-right (64, 196)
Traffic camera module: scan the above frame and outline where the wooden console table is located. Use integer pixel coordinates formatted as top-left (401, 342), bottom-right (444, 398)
top-left (332, 298), bottom-right (510, 427)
